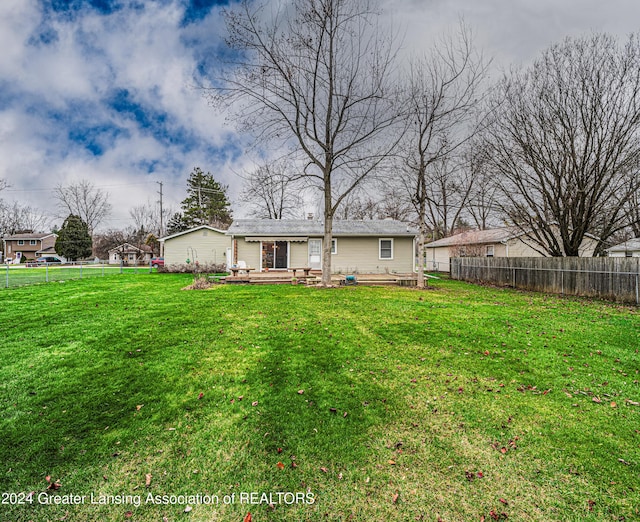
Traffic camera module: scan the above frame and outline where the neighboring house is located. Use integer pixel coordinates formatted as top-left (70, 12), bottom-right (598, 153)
top-left (108, 243), bottom-right (153, 265)
top-left (606, 238), bottom-right (640, 258)
top-left (227, 219), bottom-right (417, 274)
top-left (160, 225), bottom-right (231, 268)
top-left (424, 227), bottom-right (598, 272)
top-left (2, 233), bottom-right (58, 263)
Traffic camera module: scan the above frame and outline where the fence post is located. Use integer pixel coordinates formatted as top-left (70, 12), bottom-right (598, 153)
top-left (512, 267), bottom-right (516, 288)
top-left (5, 265), bottom-right (8, 288)
top-left (46, 263), bottom-right (49, 283)
top-left (636, 274), bottom-right (639, 306)
top-left (561, 269), bottom-right (564, 295)
top-left (80, 261), bottom-right (83, 279)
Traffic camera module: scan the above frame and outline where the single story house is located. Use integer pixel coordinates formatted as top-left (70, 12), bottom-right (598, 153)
top-left (160, 225), bottom-right (231, 269)
top-left (160, 219), bottom-right (417, 274)
top-left (606, 238), bottom-right (640, 258)
top-left (108, 243), bottom-right (153, 265)
top-left (2, 232), bottom-right (58, 263)
top-left (227, 219), bottom-right (417, 274)
top-left (424, 227), bottom-right (598, 272)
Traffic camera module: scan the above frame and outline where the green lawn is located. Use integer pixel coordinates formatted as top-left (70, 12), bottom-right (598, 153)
top-left (0, 274), bottom-right (638, 521)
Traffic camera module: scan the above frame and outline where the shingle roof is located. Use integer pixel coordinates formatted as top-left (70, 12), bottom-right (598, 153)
top-left (424, 227), bottom-right (523, 248)
top-left (2, 233), bottom-right (56, 240)
top-left (227, 219), bottom-right (417, 237)
top-left (606, 238), bottom-right (640, 252)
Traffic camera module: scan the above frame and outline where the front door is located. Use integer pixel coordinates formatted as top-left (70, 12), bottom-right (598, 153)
top-left (262, 241), bottom-right (289, 270)
top-left (308, 239), bottom-right (322, 269)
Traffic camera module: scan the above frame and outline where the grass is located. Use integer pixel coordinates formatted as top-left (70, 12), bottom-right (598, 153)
top-left (0, 273), bottom-right (638, 521)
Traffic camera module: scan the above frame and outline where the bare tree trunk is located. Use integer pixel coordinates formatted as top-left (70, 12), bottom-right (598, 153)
top-left (212, 0), bottom-right (403, 285)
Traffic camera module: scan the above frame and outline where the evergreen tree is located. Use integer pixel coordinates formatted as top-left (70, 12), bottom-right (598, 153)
top-left (180, 167), bottom-right (232, 229)
top-left (166, 212), bottom-right (188, 235)
top-left (55, 214), bottom-right (92, 261)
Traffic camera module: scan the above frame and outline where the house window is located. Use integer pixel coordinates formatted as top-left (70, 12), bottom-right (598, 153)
top-left (486, 245), bottom-right (494, 257)
top-left (625, 251), bottom-right (633, 257)
top-left (128, 253), bottom-right (135, 261)
top-left (30, 240), bottom-right (37, 245)
top-left (17, 240), bottom-right (24, 246)
top-left (379, 239), bottom-right (393, 260)
top-left (331, 238), bottom-right (337, 255)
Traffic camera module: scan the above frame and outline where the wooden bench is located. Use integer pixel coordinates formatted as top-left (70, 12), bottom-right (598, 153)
top-left (289, 267), bottom-right (312, 277)
top-left (229, 267), bottom-right (255, 277)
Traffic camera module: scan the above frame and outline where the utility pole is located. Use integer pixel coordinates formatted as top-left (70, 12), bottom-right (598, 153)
top-left (156, 181), bottom-right (164, 236)
top-left (156, 181), bottom-right (164, 257)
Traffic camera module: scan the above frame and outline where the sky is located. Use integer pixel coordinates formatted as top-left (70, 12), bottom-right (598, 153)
top-left (1, 0), bottom-right (639, 232)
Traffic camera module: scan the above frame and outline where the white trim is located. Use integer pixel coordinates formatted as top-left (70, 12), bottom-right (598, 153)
top-left (331, 238), bottom-right (337, 255)
top-left (159, 225), bottom-right (227, 242)
top-left (379, 238), bottom-right (394, 260)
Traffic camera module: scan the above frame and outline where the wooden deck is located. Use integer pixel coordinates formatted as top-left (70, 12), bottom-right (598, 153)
top-left (222, 271), bottom-right (417, 286)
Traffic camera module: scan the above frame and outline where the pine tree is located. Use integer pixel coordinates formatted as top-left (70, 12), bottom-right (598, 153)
top-left (180, 168), bottom-right (232, 229)
top-left (55, 214), bottom-right (92, 261)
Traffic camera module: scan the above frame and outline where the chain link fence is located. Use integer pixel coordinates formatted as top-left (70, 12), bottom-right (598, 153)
top-left (2, 261), bottom-right (153, 289)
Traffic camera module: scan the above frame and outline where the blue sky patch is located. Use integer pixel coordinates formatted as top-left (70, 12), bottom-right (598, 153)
top-left (181, 0), bottom-right (229, 26)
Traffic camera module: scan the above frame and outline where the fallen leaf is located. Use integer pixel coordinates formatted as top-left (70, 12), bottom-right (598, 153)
top-left (610, 401), bottom-right (617, 408)
top-left (587, 499), bottom-right (595, 511)
top-left (276, 462), bottom-right (285, 470)
top-left (592, 397), bottom-right (602, 404)
top-left (343, 411), bottom-right (348, 418)
top-left (291, 462), bottom-right (298, 469)
top-left (197, 392), bottom-right (204, 400)
top-left (277, 448), bottom-right (283, 453)
top-left (329, 407), bottom-right (337, 413)
top-left (298, 390), bottom-right (304, 395)
top-left (477, 471), bottom-right (484, 478)
top-left (136, 405), bottom-right (143, 411)
top-left (125, 512), bottom-right (133, 518)
top-left (184, 505), bottom-right (192, 513)
top-left (244, 513), bottom-right (252, 522)
top-left (320, 467), bottom-right (328, 473)
top-left (392, 492), bottom-right (399, 503)
top-left (499, 498), bottom-right (508, 505)
top-left (252, 401), bottom-right (258, 406)
top-left (388, 460), bottom-right (396, 465)
top-left (47, 480), bottom-right (61, 491)
top-left (45, 475), bottom-right (51, 483)
top-left (145, 473), bottom-right (152, 487)
top-left (626, 399), bottom-right (639, 406)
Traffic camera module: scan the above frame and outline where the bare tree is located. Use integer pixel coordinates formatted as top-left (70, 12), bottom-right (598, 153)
top-left (0, 201), bottom-right (49, 236)
top-left (240, 159), bottom-right (305, 219)
top-left (399, 23), bottom-right (490, 288)
top-left (336, 183), bottom-right (414, 221)
top-left (54, 179), bottom-right (111, 234)
top-left (420, 154), bottom-right (476, 240)
top-left (465, 138), bottom-right (501, 230)
top-left (129, 200), bottom-right (170, 236)
top-left (212, 0), bottom-right (403, 285)
top-left (624, 190), bottom-right (640, 238)
top-left (487, 33), bottom-right (640, 256)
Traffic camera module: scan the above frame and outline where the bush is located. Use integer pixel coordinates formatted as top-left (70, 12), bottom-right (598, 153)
top-left (161, 262), bottom-right (227, 274)
top-left (181, 274), bottom-right (213, 291)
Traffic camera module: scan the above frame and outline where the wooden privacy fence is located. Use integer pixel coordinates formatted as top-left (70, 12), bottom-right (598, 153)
top-left (450, 257), bottom-right (640, 305)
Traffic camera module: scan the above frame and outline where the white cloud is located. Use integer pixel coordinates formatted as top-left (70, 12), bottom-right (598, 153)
top-left (1, 0), bottom-right (640, 232)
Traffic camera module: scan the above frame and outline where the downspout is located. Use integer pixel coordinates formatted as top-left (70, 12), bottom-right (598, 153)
top-left (501, 240), bottom-right (509, 257)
